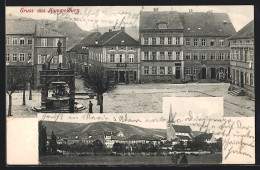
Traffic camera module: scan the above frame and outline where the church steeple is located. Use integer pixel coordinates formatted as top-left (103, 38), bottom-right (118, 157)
top-left (168, 104), bottom-right (174, 123)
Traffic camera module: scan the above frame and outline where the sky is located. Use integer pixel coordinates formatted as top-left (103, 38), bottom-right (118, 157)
top-left (6, 6), bottom-right (254, 32)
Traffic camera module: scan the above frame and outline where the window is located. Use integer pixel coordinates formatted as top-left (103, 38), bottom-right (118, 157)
top-left (28, 38), bottom-right (32, 45)
top-left (210, 39), bottom-right (215, 46)
top-left (176, 52), bottom-right (180, 60)
top-left (160, 67), bottom-right (165, 75)
top-left (19, 53), bottom-right (25, 61)
top-left (249, 48), bottom-right (254, 61)
top-left (6, 37), bottom-right (10, 45)
top-left (12, 54), bottom-right (17, 61)
top-left (160, 52), bottom-right (164, 60)
top-left (152, 67), bottom-right (157, 75)
top-left (144, 67), bottom-right (149, 75)
top-left (110, 54), bottom-right (115, 62)
top-left (41, 55), bottom-right (47, 63)
top-left (168, 66), bottom-right (172, 74)
top-left (201, 53), bottom-right (206, 60)
top-left (20, 38), bottom-right (25, 45)
top-left (176, 37), bottom-right (180, 45)
top-left (185, 38), bottom-right (190, 46)
top-left (201, 39), bottom-right (206, 46)
top-left (226, 53), bottom-right (230, 60)
top-left (193, 39), bottom-right (198, 46)
top-left (144, 38), bottom-right (148, 45)
top-left (194, 54), bottom-right (198, 60)
top-left (144, 52), bottom-right (149, 60)
top-left (160, 37), bottom-right (164, 45)
top-left (158, 23), bottom-right (167, 29)
top-left (119, 54), bottom-right (123, 63)
top-left (129, 54), bottom-right (134, 63)
top-left (41, 38), bottom-right (47, 47)
top-left (185, 67), bottom-right (191, 74)
top-left (219, 40), bottom-right (224, 46)
top-left (110, 54), bottom-right (115, 63)
top-left (193, 68), bottom-right (197, 74)
top-left (186, 54), bottom-right (191, 60)
top-left (168, 37), bottom-right (172, 44)
top-left (240, 49), bottom-right (244, 61)
top-left (6, 54), bottom-right (10, 61)
top-left (53, 38), bottom-right (59, 47)
top-left (52, 56), bottom-right (59, 63)
top-left (12, 37), bottom-right (18, 45)
top-left (218, 53), bottom-right (224, 60)
top-left (210, 53), bottom-right (216, 60)
top-left (152, 38), bottom-right (156, 45)
top-left (152, 52), bottom-right (156, 60)
top-left (250, 73), bottom-right (254, 86)
top-left (168, 52), bottom-right (172, 60)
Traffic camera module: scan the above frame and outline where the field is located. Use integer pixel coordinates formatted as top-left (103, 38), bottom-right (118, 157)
top-left (39, 153), bottom-right (222, 165)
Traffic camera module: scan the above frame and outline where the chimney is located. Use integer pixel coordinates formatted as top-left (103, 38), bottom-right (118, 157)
top-left (189, 9), bottom-right (193, 13)
top-left (154, 8), bottom-right (158, 12)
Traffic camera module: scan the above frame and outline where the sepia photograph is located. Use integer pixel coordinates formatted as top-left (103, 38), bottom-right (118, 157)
top-left (5, 6), bottom-right (254, 117)
top-left (5, 5), bottom-right (256, 166)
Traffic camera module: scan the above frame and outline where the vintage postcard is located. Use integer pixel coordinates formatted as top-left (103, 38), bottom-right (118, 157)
top-left (5, 5), bottom-right (255, 165)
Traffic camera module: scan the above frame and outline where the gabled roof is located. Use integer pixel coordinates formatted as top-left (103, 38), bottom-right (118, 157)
top-left (89, 30), bottom-right (139, 46)
top-left (228, 20), bottom-right (254, 40)
top-left (69, 32), bottom-right (102, 52)
top-left (172, 125), bottom-right (192, 133)
top-left (179, 12), bottom-right (236, 37)
top-left (6, 19), bottom-right (36, 34)
top-left (139, 11), bottom-right (183, 30)
top-left (36, 23), bottom-right (66, 37)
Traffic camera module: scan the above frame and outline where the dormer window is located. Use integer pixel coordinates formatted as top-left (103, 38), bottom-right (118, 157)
top-left (157, 22), bottom-right (168, 29)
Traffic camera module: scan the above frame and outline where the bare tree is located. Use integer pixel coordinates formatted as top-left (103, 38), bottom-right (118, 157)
top-left (83, 65), bottom-right (117, 113)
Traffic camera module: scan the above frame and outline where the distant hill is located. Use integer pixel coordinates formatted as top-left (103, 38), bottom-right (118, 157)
top-left (41, 121), bottom-right (166, 138)
top-left (6, 15), bottom-right (90, 50)
top-left (90, 26), bottom-right (139, 40)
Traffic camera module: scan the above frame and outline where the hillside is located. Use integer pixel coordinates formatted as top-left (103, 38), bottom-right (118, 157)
top-left (41, 121), bottom-right (166, 138)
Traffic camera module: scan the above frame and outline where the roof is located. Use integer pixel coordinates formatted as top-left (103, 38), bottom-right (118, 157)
top-left (176, 135), bottom-right (192, 140)
top-left (69, 32), bottom-right (102, 52)
top-left (111, 136), bottom-right (126, 140)
top-left (6, 19), bottom-right (36, 34)
top-left (89, 30), bottom-right (139, 46)
top-left (36, 23), bottom-right (66, 37)
top-left (125, 135), bottom-right (146, 141)
top-left (179, 12), bottom-right (236, 37)
top-left (196, 133), bottom-right (213, 140)
top-left (139, 11), bottom-right (183, 30)
top-left (172, 125), bottom-right (192, 133)
top-left (228, 20), bottom-right (254, 40)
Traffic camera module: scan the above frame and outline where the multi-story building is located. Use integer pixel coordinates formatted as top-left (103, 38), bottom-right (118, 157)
top-left (139, 9), bottom-right (185, 83)
top-left (68, 32), bottom-right (102, 74)
top-left (179, 10), bottom-right (236, 82)
top-left (88, 28), bottom-right (140, 83)
top-left (228, 20), bottom-right (254, 97)
top-left (6, 20), bottom-right (35, 66)
top-left (6, 19), bottom-right (68, 88)
top-left (34, 23), bottom-right (67, 87)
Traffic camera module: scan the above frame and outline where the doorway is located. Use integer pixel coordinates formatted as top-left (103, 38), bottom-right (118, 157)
top-left (202, 67), bottom-right (206, 79)
top-left (119, 71), bottom-right (125, 82)
top-left (240, 71), bottom-right (244, 88)
top-left (211, 68), bottom-right (216, 79)
top-left (175, 67), bottom-right (180, 79)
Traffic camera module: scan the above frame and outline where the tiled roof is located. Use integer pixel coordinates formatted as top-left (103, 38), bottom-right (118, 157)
top-left (6, 19), bottom-right (36, 34)
top-left (228, 20), bottom-right (254, 40)
top-left (172, 125), bottom-right (192, 133)
top-left (36, 23), bottom-right (66, 37)
top-left (176, 135), bottom-right (192, 140)
top-left (89, 30), bottom-right (139, 46)
top-left (69, 32), bottom-right (102, 52)
top-left (196, 133), bottom-right (213, 140)
top-left (139, 11), bottom-right (184, 30)
top-left (179, 12), bottom-right (236, 37)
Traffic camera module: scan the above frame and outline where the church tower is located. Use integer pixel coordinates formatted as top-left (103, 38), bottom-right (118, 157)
top-left (167, 104), bottom-right (175, 141)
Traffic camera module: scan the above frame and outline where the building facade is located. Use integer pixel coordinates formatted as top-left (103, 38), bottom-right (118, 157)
top-left (139, 9), bottom-right (185, 83)
top-left (179, 10), bottom-right (236, 82)
top-left (88, 28), bottom-right (141, 84)
top-left (229, 20), bottom-right (254, 97)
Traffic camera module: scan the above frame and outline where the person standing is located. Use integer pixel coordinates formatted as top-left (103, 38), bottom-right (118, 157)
top-left (89, 101), bottom-right (93, 113)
